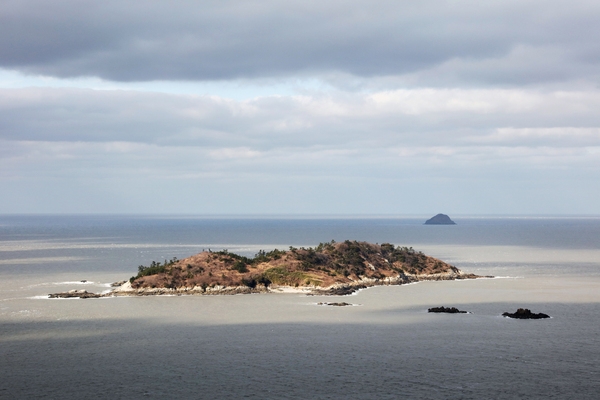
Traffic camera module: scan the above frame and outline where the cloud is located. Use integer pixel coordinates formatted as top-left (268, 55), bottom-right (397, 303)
top-left (2, 1), bottom-right (600, 86)
top-left (2, 86), bottom-right (600, 188)
top-left (3, 0), bottom-right (600, 213)
top-left (2, 87), bottom-right (600, 149)
top-left (468, 127), bottom-right (600, 146)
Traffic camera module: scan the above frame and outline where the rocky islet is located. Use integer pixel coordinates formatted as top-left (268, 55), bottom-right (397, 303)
top-left (502, 308), bottom-right (550, 319)
top-left (424, 214), bottom-right (456, 225)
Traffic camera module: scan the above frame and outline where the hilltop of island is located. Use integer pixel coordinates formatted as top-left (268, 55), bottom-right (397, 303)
top-left (84, 240), bottom-right (485, 297)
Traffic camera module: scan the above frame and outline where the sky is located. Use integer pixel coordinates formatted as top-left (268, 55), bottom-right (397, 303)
top-left (2, 0), bottom-right (600, 215)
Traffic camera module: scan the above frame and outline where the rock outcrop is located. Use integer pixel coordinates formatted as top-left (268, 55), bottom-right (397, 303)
top-left (502, 308), bottom-right (550, 319)
top-left (425, 214), bottom-right (456, 225)
top-left (428, 306), bottom-right (468, 313)
top-left (48, 290), bottom-right (103, 299)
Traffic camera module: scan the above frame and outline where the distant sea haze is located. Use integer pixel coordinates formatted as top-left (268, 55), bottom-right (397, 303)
top-left (1, 215), bottom-right (599, 398)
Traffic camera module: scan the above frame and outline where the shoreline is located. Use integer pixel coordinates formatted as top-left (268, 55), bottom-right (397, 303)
top-left (48, 270), bottom-right (490, 299)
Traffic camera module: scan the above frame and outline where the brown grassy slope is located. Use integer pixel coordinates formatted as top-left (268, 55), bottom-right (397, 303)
top-left (130, 240), bottom-right (462, 290)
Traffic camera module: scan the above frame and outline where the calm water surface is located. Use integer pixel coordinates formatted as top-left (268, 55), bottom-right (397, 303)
top-left (1, 215), bottom-right (599, 399)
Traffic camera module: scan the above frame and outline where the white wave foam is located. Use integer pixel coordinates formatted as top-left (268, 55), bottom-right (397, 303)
top-left (490, 276), bottom-right (523, 279)
top-left (26, 280), bottom-right (97, 289)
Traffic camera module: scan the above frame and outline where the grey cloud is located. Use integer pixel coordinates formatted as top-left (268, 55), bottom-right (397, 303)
top-left (3, 88), bottom-right (599, 214)
top-left (3, 87), bottom-right (600, 151)
top-left (2, 1), bottom-right (600, 85)
top-left (3, 133), bottom-right (599, 214)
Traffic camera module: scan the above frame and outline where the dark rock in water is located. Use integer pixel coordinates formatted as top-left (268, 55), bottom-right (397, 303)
top-left (313, 284), bottom-right (367, 296)
top-left (111, 280), bottom-right (127, 287)
top-left (317, 302), bottom-right (353, 307)
top-left (502, 308), bottom-right (550, 319)
top-left (428, 306), bottom-right (467, 314)
top-left (425, 214), bottom-right (456, 225)
top-left (80, 280), bottom-right (87, 283)
top-left (48, 290), bottom-right (103, 299)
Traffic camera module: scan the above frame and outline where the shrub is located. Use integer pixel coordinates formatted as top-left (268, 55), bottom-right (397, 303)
top-left (256, 275), bottom-right (271, 287)
top-left (253, 249), bottom-right (286, 264)
top-left (232, 260), bottom-right (249, 273)
top-left (241, 277), bottom-right (257, 288)
top-left (133, 257), bottom-right (179, 280)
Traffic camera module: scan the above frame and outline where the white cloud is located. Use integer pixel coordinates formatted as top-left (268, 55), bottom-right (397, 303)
top-left (470, 127), bottom-right (600, 146)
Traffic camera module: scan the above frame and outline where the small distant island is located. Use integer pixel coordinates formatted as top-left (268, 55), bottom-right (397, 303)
top-left (49, 240), bottom-right (488, 298)
top-left (425, 214), bottom-right (456, 225)
top-left (428, 306), bottom-right (468, 314)
top-left (502, 308), bottom-right (550, 319)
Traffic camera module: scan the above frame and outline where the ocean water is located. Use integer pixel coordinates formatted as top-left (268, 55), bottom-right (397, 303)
top-left (1, 215), bottom-right (599, 399)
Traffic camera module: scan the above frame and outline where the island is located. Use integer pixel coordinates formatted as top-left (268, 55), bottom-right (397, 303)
top-left (424, 214), bottom-right (456, 225)
top-left (428, 306), bottom-right (468, 314)
top-left (502, 308), bottom-right (550, 319)
top-left (49, 240), bottom-right (489, 298)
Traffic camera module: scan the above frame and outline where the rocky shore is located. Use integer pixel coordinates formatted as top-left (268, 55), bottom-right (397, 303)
top-left (50, 270), bottom-right (487, 298)
top-left (48, 290), bottom-right (104, 299)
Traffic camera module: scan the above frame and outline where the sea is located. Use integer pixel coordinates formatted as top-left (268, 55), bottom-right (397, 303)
top-left (1, 215), bottom-right (599, 399)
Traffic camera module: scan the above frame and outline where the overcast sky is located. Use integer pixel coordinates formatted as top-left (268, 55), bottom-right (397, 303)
top-left (2, 0), bottom-right (600, 215)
